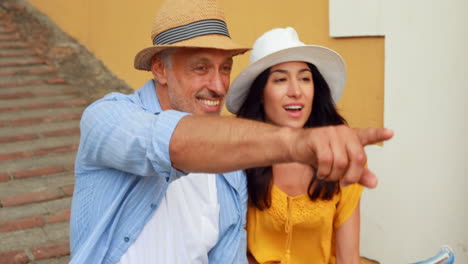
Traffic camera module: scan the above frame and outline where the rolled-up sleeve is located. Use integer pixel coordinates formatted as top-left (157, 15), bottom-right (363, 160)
top-left (77, 97), bottom-right (189, 180)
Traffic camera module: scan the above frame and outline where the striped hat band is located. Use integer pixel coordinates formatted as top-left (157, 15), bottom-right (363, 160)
top-left (153, 19), bottom-right (230, 45)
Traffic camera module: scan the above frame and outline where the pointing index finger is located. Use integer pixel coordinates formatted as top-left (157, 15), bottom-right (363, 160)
top-left (356, 128), bottom-right (394, 146)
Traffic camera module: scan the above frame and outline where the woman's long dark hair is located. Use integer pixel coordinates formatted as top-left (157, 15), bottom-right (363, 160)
top-left (237, 63), bottom-right (347, 210)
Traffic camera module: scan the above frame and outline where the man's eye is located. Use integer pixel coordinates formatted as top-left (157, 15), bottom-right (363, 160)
top-left (222, 65), bottom-right (232, 72)
top-left (195, 65), bottom-right (207, 71)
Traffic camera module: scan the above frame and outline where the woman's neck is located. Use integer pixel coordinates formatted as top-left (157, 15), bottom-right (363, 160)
top-left (272, 163), bottom-right (314, 197)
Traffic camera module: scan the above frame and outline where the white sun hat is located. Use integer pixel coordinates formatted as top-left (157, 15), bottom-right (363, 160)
top-left (226, 27), bottom-right (346, 114)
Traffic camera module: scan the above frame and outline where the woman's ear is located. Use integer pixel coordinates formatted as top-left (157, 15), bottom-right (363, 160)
top-left (151, 56), bottom-right (168, 85)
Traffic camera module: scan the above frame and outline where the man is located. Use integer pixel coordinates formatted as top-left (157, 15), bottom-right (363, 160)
top-left (69, 0), bottom-right (393, 263)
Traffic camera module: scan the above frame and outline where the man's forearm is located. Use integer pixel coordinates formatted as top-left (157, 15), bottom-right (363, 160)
top-left (170, 115), bottom-right (393, 188)
top-left (170, 115), bottom-right (295, 173)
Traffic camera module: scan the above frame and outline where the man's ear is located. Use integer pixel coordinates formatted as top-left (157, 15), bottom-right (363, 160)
top-left (151, 56), bottom-right (168, 85)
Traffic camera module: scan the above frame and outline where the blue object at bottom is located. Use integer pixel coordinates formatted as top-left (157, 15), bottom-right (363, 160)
top-left (410, 246), bottom-right (455, 264)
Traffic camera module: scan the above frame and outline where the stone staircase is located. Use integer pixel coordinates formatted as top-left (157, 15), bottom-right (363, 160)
top-left (0, 1), bottom-right (132, 263)
top-left (0, 15), bottom-right (82, 264)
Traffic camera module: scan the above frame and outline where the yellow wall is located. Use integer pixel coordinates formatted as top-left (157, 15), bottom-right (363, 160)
top-left (28, 0), bottom-right (383, 129)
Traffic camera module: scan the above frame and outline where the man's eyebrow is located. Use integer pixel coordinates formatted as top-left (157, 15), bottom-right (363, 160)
top-left (188, 56), bottom-right (233, 66)
top-left (191, 57), bottom-right (210, 63)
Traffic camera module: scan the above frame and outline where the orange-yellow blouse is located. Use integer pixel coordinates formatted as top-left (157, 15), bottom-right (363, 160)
top-left (247, 183), bottom-right (363, 264)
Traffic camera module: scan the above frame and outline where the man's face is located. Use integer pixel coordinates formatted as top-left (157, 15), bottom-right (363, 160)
top-left (154, 48), bottom-right (234, 115)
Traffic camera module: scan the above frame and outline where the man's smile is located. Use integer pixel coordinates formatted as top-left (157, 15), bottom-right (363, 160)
top-left (197, 98), bottom-right (221, 107)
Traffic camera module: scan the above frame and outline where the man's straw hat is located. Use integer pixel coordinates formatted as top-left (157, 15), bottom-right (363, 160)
top-left (134, 0), bottom-right (250, 71)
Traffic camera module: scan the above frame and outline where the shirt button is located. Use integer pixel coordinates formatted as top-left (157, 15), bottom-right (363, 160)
top-left (150, 203), bottom-right (157, 209)
top-left (124, 237), bottom-right (130, 242)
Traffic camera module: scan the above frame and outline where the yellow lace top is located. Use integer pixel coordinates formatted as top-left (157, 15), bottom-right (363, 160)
top-left (247, 183), bottom-right (363, 264)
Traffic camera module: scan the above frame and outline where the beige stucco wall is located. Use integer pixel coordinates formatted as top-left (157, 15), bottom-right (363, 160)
top-left (331, 0), bottom-right (468, 262)
top-left (28, 0), bottom-right (384, 129)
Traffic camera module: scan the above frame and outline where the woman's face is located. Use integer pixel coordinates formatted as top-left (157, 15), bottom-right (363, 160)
top-left (262, 61), bottom-right (314, 128)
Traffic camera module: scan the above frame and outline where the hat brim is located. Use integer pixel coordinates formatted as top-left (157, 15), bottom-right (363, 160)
top-left (134, 34), bottom-right (250, 71)
top-left (226, 45), bottom-right (346, 114)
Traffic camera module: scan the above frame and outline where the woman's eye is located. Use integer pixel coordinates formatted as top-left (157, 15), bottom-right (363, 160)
top-left (274, 78), bottom-right (287, 83)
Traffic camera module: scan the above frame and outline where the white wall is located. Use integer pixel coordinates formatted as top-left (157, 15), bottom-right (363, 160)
top-left (331, 0), bottom-right (468, 262)
top-left (329, 0), bottom-right (384, 37)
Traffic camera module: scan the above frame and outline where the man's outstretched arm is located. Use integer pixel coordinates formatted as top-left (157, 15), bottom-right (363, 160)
top-left (170, 115), bottom-right (393, 188)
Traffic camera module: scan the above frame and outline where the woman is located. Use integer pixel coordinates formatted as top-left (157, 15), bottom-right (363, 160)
top-left (226, 27), bottom-right (363, 264)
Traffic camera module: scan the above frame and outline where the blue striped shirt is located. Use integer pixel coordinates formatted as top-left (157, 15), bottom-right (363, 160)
top-left (70, 80), bottom-right (248, 264)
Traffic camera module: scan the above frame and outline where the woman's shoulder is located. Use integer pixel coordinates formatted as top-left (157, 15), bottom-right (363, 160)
top-left (339, 183), bottom-right (364, 201)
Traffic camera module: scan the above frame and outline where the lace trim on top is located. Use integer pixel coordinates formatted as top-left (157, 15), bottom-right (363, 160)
top-left (267, 185), bottom-right (339, 226)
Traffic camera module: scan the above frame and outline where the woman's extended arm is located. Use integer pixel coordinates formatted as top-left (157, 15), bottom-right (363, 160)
top-left (335, 200), bottom-right (361, 264)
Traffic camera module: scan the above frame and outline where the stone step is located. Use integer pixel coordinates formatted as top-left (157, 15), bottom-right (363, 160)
top-left (0, 133), bottom-right (39, 143)
top-left (0, 83), bottom-right (76, 94)
top-left (0, 228), bottom-right (51, 253)
top-left (0, 84), bottom-right (78, 95)
top-left (0, 49), bottom-right (35, 57)
top-left (0, 88), bottom-right (80, 100)
top-left (0, 94), bottom-right (80, 108)
top-left (0, 77), bottom-right (65, 89)
top-left (0, 197), bottom-right (72, 223)
top-left (0, 222), bottom-right (69, 252)
top-left (0, 127), bottom-right (80, 144)
top-left (0, 151), bottom-right (77, 173)
top-left (0, 25), bottom-right (16, 33)
top-left (41, 221), bottom-right (70, 243)
top-left (0, 103), bottom-right (86, 120)
top-left (0, 105), bottom-right (85, 122)
top-left (0, 57), bottom-right (46, 67)
top-left (0, 184), bottom-right (73, 208)
top-left (0, 71), bottom-right (59, 84)
top-left (0, 30), bottom-right (15, 35)
top-left (0, 134), bottom-right (80, 154)
top-left (0, 240), bottom-right (70, 264)
top-left (0, 63), bottom-right (52, 73)
top-left (0, 20), bottom-right (12, 25)
top-left (0, 37), bottom-right (26, 43)
top-left (0, 120), bottom-right (80, 137)
top-left (0, 42), bottom-right (29, 49)
top-left (0, 66), bottom-right (55, 76)
top-left (0, 33), bottom-right (20, 41)
top-left (0, 89), bottom-right (79, 100)
top-left (0, 143), bottom-right (79, 163)
top-left (0, 164), bottom-right (73, 182)
top-left (0, 171), bottom-right (74, 201)
top-left (0, 64), bottom-right (55, 77)
top-left (0, 55), bottom-right (39, 64)
top-left (36, 255), bottom-right (71, 264)
top-left (0, 26), bottom-right (16, 32)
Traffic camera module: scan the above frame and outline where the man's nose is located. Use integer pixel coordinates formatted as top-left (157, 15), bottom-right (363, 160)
top-left (208, 71), bottom-right (227, 95)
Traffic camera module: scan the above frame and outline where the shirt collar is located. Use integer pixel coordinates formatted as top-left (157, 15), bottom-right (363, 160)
top-left (138, 79), bottom-right (162, 114)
